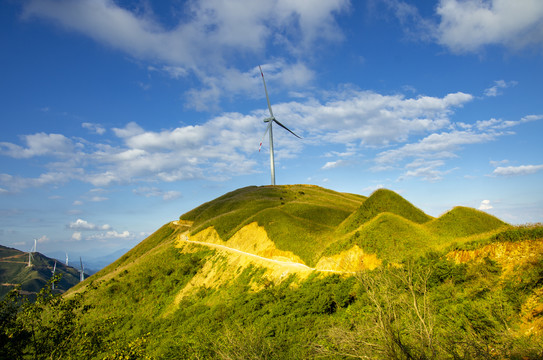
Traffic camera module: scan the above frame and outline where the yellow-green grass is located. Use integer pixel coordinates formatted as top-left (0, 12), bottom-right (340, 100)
top-left (180, 185), bottom-right (365, 265)
top-left (338, 188), bottom-right (432, 234)
top-left (327, 212), bottom-right (438, 262)
top-left (425, 206), bottom-right (508, 239)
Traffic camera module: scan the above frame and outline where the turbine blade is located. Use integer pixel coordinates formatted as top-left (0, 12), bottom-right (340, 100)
top-left (259, 65), bottom-right (274, 118)
top-left (273, 119), bottom-right (302, 139)
top-left (259, 122), bottom-right (271, 152)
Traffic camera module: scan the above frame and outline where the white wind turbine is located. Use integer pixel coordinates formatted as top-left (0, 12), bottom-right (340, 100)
top-left (51, 261), bottom-right (57, 290)
top-left (79, 257), bottom-right (85, 282)
top-left (27, 239), bottom-right (37, 267)
top-left (258, 65), bottom-right (301, 186)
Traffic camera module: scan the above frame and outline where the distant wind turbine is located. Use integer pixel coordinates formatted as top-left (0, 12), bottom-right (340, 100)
top-left (51, 261), bottom-right (57, 290)
top-left (27, 239), bottom-right (37, 267)
top-left (258, 65), bottom-right (301, 186)
top-left (79, 257), bottom-right (84, 282)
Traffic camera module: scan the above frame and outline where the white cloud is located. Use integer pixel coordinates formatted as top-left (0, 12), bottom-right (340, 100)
top-left (73, 200), bottom-right (83, 206)
top-left (0, 89), bottom-right (535, 190)
top-left (71, 232), bottom-right (82, 241)
top-left (375, 129), bottom-right (498, 165)
top-left (436, 0), bottom-right (543, 53)
top-left (374, 115), bottom-right (537, 181)
top-left (321, 160), bottom-right (346, 170)
top-left (22, 0), bottom-right (348, 109)
top-left (90, 196), bottom-right (108, 202)
top-left (492, 164), bottom-right (543, 176)
top-left (88, 230), bottom-right (132, 241)
top-left (82, 122), bottom-right (106, 135)
top-left (484, 80), bottom-right (517, 97)
top-left (37, 235), bottom-right (49, 243)
top-left (479, 200), bottom-right (493, 210)
top-left (68, 219), bottom-right (112, 231)
top-left (0, 133), bottom-right (74, 158)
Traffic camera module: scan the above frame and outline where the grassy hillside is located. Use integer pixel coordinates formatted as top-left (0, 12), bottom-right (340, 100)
top-left (2, 186), bottom-right (542, 359)
top-left (425, 206), bottom-right (509, 238)
top-left (179, 185), bottom-right (511, 266)
top-left (181, 185), bottom-right (366, 266)
top-left (326, 212), bottom-right (437, 262)
top-left (338, 188), bottom-right (433, 234)
top-left (0, 245), bottom-right (81, 298)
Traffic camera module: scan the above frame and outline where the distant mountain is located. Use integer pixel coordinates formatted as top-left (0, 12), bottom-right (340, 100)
top-left (0, 245), bottom-right (83, 298)
top-left (47, 248), bottom-right (129, 275)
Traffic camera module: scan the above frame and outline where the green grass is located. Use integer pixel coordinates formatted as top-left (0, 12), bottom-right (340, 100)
top-left (326, 212), bottom-right (437, 262)
top-left (338, 188), bottom-right (432, 234)
top-left (180, 185), bottom-right (365, 265)
top-left (425, 206), bottom-right (508, 239)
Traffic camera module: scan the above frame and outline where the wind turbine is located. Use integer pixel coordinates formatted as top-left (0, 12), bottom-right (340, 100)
top-left (79, 257), bottom-right (84, 282)
top-left (27, 239), bottom-right (37, 267)
top-left (258, 65), bottom-right (301, 186)
top-left (51, 261), bottom-right (57, 290)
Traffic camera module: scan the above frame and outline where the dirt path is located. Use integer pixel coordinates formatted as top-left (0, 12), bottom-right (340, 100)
top-left (178, 235), bottom-right (353, 274)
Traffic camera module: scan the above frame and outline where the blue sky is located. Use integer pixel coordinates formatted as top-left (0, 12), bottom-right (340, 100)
top-left (1, 0), bottom-right (542, 259)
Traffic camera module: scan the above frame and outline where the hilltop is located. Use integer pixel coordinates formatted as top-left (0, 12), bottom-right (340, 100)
top-left (177, 185), bottom-right (508, 268)
top-left (3, 185), bottom-right (542, 359)
top-left (0, 245), bottom-right (82, 298)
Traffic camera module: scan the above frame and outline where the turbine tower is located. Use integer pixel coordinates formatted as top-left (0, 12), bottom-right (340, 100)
top-left (258, 65), bottom-right (301, 186)
top-left (27, 239), bottom-right (37, 267)
top-left (79, 257), bottom-right (85, 282)
top-left (51, 261), bottom-right (57, 290)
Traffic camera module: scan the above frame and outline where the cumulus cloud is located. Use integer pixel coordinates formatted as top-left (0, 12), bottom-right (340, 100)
top-left (436, 0), bottom-right (543, 53)
top-left (21, 0), bottom-right (347, 109)
top-left (492, 164), bottom-right (543, 176)
top-left (484, 80), bottom-right (517, 97)
top-left (374, 115), bottom-right (538, 181)
top-left (82, 122), bottom-right (106, 135)
top-left (68, 219), bottom-right (112, 231)
top-left (0, 133), bottom-right (75, 159)
top-left (479, 200), bottom-right (493, 210)
top-left (87, 230), bottom-right (132, 241)
top-left (322, 160), bottom-right (346, 170)
top-left (71, 232), bottom-right (82, 241)
top-left (0, 88), bottom-right (536, 189)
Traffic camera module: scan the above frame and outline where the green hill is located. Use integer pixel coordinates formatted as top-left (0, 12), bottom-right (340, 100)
top-left (425, 206), bottom-right (509, 238)
top-left (181, 185), bottom-right (366, 266)
top-left (338, 188), bottom-right (433, 234)
top-left (0, 245), bottom-right (82, 298)
top-left (3, 185), bottom-right (542, 360)
top-left (327, 212), bottom-right (437, 262)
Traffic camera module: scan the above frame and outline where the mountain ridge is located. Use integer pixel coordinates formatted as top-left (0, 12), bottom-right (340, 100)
top-left (18, 184), bottom-right (541, 359)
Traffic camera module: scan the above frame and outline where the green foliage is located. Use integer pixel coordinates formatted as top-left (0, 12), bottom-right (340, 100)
top-left (0, 276), bottom-right (102, 360)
